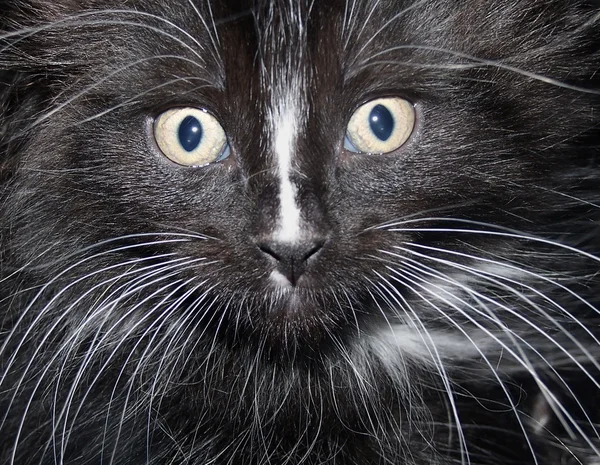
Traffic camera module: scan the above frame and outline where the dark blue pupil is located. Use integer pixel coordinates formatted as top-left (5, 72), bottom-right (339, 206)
top-left (369, 104), bottom-right (394, 141)
top-left (178, 115), bottom-right (203, 152)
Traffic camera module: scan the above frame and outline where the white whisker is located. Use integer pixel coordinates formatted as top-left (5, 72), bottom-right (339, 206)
top-left (370, 273), bottom-right (471, 465)
top-left (358, 45), bottom-right (600, 95)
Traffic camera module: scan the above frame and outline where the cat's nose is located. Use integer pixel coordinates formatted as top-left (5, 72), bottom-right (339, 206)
top-left (257, 238), bottom-right (325, 286)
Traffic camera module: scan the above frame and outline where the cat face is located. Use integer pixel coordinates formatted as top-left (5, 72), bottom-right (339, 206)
top-left (1, 1), bottom-right (599, 464)
top-left (6, 0), bottom-right (596, 347)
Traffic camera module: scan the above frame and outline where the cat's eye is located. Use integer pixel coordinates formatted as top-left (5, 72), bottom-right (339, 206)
top-left (154, 108), bottom-right (230, 166)
top-left (344, 97), bottom-right (415, 154)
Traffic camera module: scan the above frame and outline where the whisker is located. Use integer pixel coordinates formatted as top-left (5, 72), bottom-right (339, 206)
top-left (393, 246), bottom-right (600, 381)
top-left (370, 274), bottom-right (471, 465)
top-left (402, 242), bottom-right (600, 344)
top-left (4, 253), bottom-right (213, 462)
top-left (27, 55), bottom-right (205, 131)
top-left (74, 78), bottom-right (214, 125)
top-left (379, 250), bottom-right (600, 455)
top-left (396, 253), bottom-right (600, 444)
top-left (1, 9), bottom-right (209, 61)
top-left (374, 217), bottom-right (600, 264)
top-left (357, 45), bottom-right (600, 95)
top-left (103, 279), bottom-right (203, 465)
top-left (385, 266), bottom-right (544, 464)
top-left (186, 0), bottom-right (221, 63)
top-left (350, 0), bottom-right (430, 65)
top-left (0, 253), bottom-right (179, 389)
top-left (397, 260), bottom-right (600, 456)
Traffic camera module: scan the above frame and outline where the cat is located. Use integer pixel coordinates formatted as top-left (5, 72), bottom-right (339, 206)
top-left (0, 0), bottom-right (599, 464)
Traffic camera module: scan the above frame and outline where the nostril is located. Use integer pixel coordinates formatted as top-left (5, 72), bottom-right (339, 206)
top-left (256, 237), bottom-right (327, 285)
top-left (258, 243), bottom-right (282, 262)
top-left (257, 240), bottom-right (324, 264)
top-left (302, 241), bottom-right (324, 261)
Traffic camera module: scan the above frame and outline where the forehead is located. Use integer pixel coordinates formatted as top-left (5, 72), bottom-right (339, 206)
top-left (125, 0), bottom-right (414, 69)
top-left (91, 0), bottom-right (473, 103)
top-left (212, 0), bottom-right (407, 57)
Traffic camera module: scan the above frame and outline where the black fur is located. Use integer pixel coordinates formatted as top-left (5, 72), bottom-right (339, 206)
top-left (0, 1), bottom-right (599, 464)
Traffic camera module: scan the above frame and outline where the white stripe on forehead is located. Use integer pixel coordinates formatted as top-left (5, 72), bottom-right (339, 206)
top-left (257, 2), bottom-right (308, 244)
top-left (270, 85), bottom-right (303, 244)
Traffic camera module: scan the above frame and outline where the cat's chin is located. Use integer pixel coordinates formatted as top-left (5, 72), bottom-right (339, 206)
top-left (241, 286), bottom-right (349, 353)
top-left (270, 290), bottom-right (308, 314)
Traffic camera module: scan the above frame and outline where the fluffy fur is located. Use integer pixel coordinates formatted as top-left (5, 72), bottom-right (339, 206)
top-left (0, 1), bottom-right (599, 464)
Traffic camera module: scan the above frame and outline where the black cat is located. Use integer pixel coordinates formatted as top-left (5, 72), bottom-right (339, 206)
top-left (1, 1), bottom-right (599, 464)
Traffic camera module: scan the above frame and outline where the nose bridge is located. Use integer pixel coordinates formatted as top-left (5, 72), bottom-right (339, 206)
top-left (270, 96), bottom-right (304, 244)
top-left (250, 137), bottom-right (328, 238)
top-left (250, 94), bottom-right (329, 245)
top-left (252, 20), bottom-right (329, 246)
top-left (249, 67), bottom-right (330, 286)
top-left (254, 162), bottom-right (329, 286)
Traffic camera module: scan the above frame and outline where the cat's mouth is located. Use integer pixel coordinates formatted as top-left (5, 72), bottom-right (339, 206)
top-left (264, 267), bottom-right (324, 307)
top-left (265, 287), bottom-right (327, 319)
top-left (253, 281), bottom-right (368, 340)
top-left (244, 289), bottom-right (350, 357)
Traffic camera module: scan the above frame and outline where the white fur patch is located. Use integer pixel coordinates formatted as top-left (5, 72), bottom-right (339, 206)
top-left (269, 269), bottom-right (293, 288)
top-left (349, 323), bottom-right (489, 391)
top-left (368, 324), bottom-right (486, 367)
top-left (271, 97), bottom-right (302, 244)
